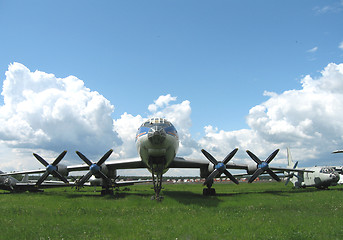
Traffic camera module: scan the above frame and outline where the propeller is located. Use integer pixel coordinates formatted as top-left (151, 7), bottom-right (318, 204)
top-left (201, 148), bottom-right (239, 185)
top-left (33, 151), bottom-right (69, 187)
top-left (75, 149), bottom-right (113, 188)
top-left (246, 149), bottom-right (281, 183)
top-left (285, 161), bottom-right (303, 185)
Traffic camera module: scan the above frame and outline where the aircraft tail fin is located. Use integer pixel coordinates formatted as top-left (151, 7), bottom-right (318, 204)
top-left (287, 147), bottom-right (294, 167)
top-left (21, 174), bottom-right (29, 183)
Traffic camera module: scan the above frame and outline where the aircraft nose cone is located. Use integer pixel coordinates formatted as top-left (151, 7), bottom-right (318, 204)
top-left (332, 173), bottom-right (340, 182)
top-left (148, 126), bottom-right (166, 145)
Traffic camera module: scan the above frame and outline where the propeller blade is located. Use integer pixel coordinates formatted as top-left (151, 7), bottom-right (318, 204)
top-left (293, 174), bottom-right (303, 181)
top-left (201, 149), bottom-right (218, 165)
top-left (248, 168), bottom-right (264, 183)
top-left (285, 177), bottom-right (291, 186)
top-left (97, 171), bottom-right (111, 184)
top-left (36, 171), bottom-right (50, 186)
top-left (223, 170), bottom-right (239, 184)
top-left (266, 168), bottom-right (281, 182)
top-left (75, 150), bottom-right (113, 187)
top-left (97, 149), bottom-right (113, 166)
top-left (33, 153), bottom-right (49, 167)
top-left (246, 150), bottom-right (262, 164)
top-left (75, 151), bottom-right (93, 166)
top-left (202, 148), bottom-right (239, 186)
top-left (223, 148), bottom-right (238, 165)
top-left (52, 151), bottom-right (67, 166)
top-left (265, 149), bottom-right (279, 164)
top-left (77, 171), bottom-right (93, 186)
top-left (204, 169), bottom-right (220, 185)
top-left (52, 170), bottom-right (69, 184)
top-left (293, 161), bottom-right (298, 169)
top-left (34, 151), bottom-right (69, 187)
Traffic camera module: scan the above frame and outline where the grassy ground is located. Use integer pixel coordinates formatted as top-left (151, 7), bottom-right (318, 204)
top-left (0, 182), bottom-right (342, 240)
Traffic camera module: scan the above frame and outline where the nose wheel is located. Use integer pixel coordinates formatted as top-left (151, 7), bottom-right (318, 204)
top-left (151, 172), bottom-right (164, 201)
top-left (150, 164), bottom-right (165, 201)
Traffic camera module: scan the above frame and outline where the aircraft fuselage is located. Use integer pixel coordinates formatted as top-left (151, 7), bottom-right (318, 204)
top-left (136, 118), bottom-right (179, 174)
top-left (291, 166), bottom-right (339, 188)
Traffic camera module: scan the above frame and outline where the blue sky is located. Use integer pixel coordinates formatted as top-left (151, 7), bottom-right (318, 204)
top-left (1, 1), bottom-right (341, 131)
top-left (1, 1), bottom-right (343, 174)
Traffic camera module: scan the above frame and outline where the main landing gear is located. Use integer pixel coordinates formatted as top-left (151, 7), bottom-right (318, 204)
top-left (100, 185), bottom-right (114, 195)
top-left (203, 179), bottom-right (216, 196)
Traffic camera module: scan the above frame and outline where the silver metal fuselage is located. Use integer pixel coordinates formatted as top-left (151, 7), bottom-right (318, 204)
top-left (135, 118), bottom-right (179, 174)
top-left (291, 166), bottom-right (339, 188)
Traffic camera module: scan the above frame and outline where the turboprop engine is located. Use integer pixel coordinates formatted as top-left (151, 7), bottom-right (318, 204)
top-left (75, 149), bottom-right (114, 188)
top-left (33, 151), bottom-right (69, 186)
top-left (247, 164), bottom-right (258, 175)
top-left (200, 148), bottom-right (240, 185)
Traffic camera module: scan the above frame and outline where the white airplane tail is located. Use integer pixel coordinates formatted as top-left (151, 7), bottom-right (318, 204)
top-left (285, 148), bottom-right (300, 186)
top-left (287, 147), bottom-right (294, 168)
top-left (21, 174), bottom-right (29, 183)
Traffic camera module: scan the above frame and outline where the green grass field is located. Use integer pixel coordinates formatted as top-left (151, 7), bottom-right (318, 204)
top-left (0, 182), bottom-right (342, 240)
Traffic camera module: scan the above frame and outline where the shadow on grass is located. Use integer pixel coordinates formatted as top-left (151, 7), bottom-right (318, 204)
top-left (162, 185), bottom-right (343, 206)
top-left (163, 190), bottom-right (222, 207)
top-left (61, 188), bottom-right (153, 200)
top-left (2, 184), bottom-right (342, 206)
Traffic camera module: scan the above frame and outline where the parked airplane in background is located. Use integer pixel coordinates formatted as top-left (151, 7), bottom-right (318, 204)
top-left (0, 118), bottom-right (312, 200)
top-left (331, 150), bottom-right (343, 184)
top-left (0, 171), bottom-right (68, 192)
top-left (0, 169), bottom-right (149, 193)
top-left (284, 148), bottom-right (340, 188)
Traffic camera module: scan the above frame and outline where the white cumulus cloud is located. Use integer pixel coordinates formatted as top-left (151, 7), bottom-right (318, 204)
top-left (2, 62), bottom-right (343, 174)
top-left (0, 63), bottom-right (121, 157)
top-left (197, 63), bottom-right (343, 165)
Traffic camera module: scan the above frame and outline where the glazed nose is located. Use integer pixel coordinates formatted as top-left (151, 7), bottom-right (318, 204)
top-left (334, 173), bottom-right (340, 182)
top-left (148, 126), bottom-right (166, 144)
top-left (330, 173), bottom-right (340, 182)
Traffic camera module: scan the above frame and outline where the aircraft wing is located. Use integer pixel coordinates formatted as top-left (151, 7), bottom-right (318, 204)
top-left (0, 155), bottom-right (313, 178)
top-left (170, 157), bottom-right (250, 170)
top-left (270, 167), bottom-right (314, 173)
top-left (170, 157), bottom-right (314, 173)
top-left (0, 169), bottom-right (47, 176)
top-left (0, 157), bottom-right (146, 177)
top-left (66, 157), bottom-right (146, 171)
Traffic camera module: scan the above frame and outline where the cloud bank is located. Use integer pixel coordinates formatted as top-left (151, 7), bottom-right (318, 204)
top-left (1, 62), bottom-right (343, 173)
top-left (0, 63), bottom-right (120, 156)
top-left (199, 63), bottom-right (343, 165)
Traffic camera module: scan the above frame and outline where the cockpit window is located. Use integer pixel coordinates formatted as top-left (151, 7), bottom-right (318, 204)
top-left (320, 167), bottom-right (335, 174)
top-left (142, 118), bottom-right (172, 127)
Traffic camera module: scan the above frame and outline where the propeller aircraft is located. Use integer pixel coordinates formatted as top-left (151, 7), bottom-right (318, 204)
top-left (0, 118), bottom-right (312, 200)
top-left (283, 148), bottom-right (340, 189)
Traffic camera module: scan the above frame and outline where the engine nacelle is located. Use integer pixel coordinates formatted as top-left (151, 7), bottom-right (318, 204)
top-left (93, 164), bottom-right (108, 178)
top-left (56, 164), bottom-right (68, 176)
top-left (247, 164), bottom-right (258, 175)
top-left (200, 164), bottom-right (214, 178)
top-left (89, 176), bottom-right (103, 186)
top-left (92, 166), bottom-right (117, 185)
